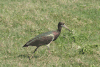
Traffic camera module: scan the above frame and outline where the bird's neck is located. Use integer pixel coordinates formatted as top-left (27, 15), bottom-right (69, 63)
top-left (57, 29), bottom-right (61, 32)
top-left (57, 26), bottom-right (62, 32)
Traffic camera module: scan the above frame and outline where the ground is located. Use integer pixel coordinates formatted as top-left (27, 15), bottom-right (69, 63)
top-left (0, 0), bottom-right (100, 67)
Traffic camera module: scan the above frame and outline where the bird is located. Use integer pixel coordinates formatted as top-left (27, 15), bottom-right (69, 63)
top-left (23, 22), bottom-right (70, 59)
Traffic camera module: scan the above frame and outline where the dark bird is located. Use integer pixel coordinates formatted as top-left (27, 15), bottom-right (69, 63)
top-left (23, 22), bottom-right (70, 59)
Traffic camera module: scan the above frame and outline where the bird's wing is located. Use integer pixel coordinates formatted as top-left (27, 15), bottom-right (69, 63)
top-left (25, 33), bottom-right (54, 46)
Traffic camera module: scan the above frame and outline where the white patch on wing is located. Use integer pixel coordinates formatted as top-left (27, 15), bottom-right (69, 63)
top-left (46, 34), bottom-right (54, 48)
top-left (47, 34), bottom-right (54, 41)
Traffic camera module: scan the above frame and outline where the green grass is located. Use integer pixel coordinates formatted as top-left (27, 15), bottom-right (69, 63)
top-left (0, 0), bottom-right (100, 67)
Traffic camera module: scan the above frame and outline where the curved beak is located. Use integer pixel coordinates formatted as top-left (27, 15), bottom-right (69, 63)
top-left (61, 24), bottom-right (70, 31)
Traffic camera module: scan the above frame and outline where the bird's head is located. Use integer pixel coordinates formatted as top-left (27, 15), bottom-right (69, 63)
top-left (58, 22), bottom-right (70, 31)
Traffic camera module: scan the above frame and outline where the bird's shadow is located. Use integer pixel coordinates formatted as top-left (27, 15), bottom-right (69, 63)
top-left (18, 54), bottom-right (39, 59)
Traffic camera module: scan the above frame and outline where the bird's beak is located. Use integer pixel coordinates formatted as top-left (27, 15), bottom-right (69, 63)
top-left (61, 24), bottom-right (70, 31)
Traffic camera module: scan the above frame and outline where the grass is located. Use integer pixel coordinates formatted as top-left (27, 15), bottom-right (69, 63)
top-left (0, 0), bottom-right (100, 67)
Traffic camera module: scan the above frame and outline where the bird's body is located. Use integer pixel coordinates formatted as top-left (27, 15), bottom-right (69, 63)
top-left (23, 22), bottom-right (70, 59)
top-left (23, 31), bottom-right (60, 47)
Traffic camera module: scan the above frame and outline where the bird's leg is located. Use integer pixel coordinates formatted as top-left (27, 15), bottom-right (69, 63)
top-left (29, 46), bottom-right (39, 60)
top-left (47, 44), bottom-right (51, 54)
top-left (47, 41), bottom-right (52, 54)
top-left (33, 47), bottom-right (39, 54)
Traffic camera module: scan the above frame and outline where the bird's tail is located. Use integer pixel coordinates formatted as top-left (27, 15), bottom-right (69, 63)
top-left (23, 44), bottom-right (28, 47)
